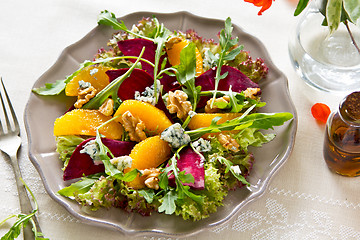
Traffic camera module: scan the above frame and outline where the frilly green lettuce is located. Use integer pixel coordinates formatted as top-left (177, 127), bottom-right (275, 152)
top-left (55, 136), bottom-right (85, 168)
top-left (175, 163), bottom-right (227, 221)
top-left (74, 176), bottom-right (120, 211)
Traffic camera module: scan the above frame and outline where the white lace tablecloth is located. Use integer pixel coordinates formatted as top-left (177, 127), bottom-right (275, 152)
top-left (1, 0), bottom-right (359, 239)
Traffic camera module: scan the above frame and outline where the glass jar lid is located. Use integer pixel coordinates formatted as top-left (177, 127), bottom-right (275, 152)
top-left (339, 91), bottom-right (360, 124)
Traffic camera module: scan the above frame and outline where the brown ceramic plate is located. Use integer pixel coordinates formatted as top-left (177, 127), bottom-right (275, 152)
top-left (24, 11), bottom-right (297, 237)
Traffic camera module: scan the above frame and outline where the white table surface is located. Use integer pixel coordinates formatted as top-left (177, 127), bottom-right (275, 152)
top-left (1, 0), bottom-right (358, 239)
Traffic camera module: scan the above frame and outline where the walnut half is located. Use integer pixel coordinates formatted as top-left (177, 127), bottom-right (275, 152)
top-left (141, 168), bottom-right (161, 190)
top-left (99, 98), bottom-right (114, 116)
top-left (243, 88), bottom-right (261, 100)
top-left (119, 111), bottom-right (147, 142)
top-left (167, 90), bottom-right (192, 120)
top-left (74, 84), bottom-right (97, 109)
top-left (217, 133), bottom-right (240, 152)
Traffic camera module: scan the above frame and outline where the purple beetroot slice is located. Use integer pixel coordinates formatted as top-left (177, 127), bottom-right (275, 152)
top-left (63, 137), bottom-right (136, 181)
top-left (117, 39), bottom-right (179, 92)
top-left (106, 68), bottom-right (153, 100)
top-left (168, 147), bottom-right (205, 190)
top-left (117, 39), bottom-right (156, 76)
top-left (195, 65), bottom-right (260, 108)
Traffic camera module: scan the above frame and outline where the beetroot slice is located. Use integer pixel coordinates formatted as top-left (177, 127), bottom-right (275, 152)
top-left (117, 39), bottom-right (178, 93)
top-left (117, 39), bottom-right (156, 76)
top-left (195, 65), bottom-right (260, 108)
top-left (106, 68), bottom-right (153, 100)
top-left (161, 74), bottom-right (181, 93)
top-left (168, 147), bottom-right (205, 190)
top-left (63, 138), bottom-right (135, 181)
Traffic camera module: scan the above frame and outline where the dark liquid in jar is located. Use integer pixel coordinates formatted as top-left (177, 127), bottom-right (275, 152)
top-left (323, 114), bottom-right (360, 177)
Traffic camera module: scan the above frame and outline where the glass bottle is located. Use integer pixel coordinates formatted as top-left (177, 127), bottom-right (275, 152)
top-left (323, 91), bottom-right (360, 176)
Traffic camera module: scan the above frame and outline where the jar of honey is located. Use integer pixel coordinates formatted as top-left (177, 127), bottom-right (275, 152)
top-left (323, 91), bottom-right (360, 176)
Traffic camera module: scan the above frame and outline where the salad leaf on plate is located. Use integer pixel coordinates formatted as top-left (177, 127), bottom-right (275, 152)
top-left (97, 10), bottom-right (153, 41)
top-left (186, 107), bottom-right (293, 141)
top-left (176, 42), bottom-right (201, 111)
top-left (58, 173), bottom-right (103, 198)
top-left (209, 17), bottom-right (244, 107)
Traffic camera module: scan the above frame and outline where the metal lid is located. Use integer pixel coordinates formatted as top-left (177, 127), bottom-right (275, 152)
top-left (340, 91), bottom-right (360, 123)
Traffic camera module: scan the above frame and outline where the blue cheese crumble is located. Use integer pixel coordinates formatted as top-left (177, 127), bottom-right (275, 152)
top-left (78, 80), bottom-right (91, 90)
top-left (188, 110), bottom-right (197, 118)
top-left (230, 165), bottom-right (242, 176)
top-left (160, 123), bottom-right (191, 148)
top-left (134, 80), bottom-right (161, 105)
top-left (192, 138), bottom-right (212, 152)
top-left (203, 48), bottom-right (218, 70)
top-left (109, 32), bottom-right (123, 45)
top-left (80, 140), bottom-right (102, 165)
top-left (89, 68), bottom-right (99, 76)
top-left (110, 156), bottom-right (133, 171)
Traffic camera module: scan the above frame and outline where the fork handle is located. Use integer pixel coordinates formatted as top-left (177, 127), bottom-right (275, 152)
top-left (10, 155), bottom-right (43, 240)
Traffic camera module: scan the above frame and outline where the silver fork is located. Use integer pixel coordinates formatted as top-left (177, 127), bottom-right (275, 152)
top-left (0, 77), bottom-right (42, 239)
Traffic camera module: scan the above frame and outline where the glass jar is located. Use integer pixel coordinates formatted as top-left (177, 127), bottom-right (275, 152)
top-left (288, 0), bottom-right (360, 93)
top-left (323, 92), bottom-right (360, 176)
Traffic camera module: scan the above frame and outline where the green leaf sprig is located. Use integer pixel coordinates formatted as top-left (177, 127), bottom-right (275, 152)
top-left (57, 173), bottom-right (103, 198)
top-left (97, 10), bottom-right (153, 41)
top-left (208, 17), bottom-right (244, 107)
top-left (1, 179), bottom-right (48, 240)
top-left (137, 189), bottom-right (156, 204)
top-left (215, 156), bottom-right (250, 186)
top-left (185, 106), bottom-right (293, 141)
top-left (152, 26), bottom-right (172, 104)
top-left (176, 42), bottom-right (201, 111)
top-left (174, 41), bottom-right (202, 128)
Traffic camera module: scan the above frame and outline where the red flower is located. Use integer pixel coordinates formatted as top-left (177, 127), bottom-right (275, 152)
top-left (244, 0), bottom-right (274, 15)
top-left (311, 103), bottom-right (331, 123)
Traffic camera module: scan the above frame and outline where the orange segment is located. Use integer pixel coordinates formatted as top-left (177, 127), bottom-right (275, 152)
top-left (188, 113), bottom-right (243, 138)
top-left (195, 48), bottom-right (204, 76)
top-left (166, 39), bottom-right (203, 76)
top-left (114, 100), bottom-right (172, 135)
top-left (125, 136), bottom-right (171, 189)
top-left (54, 109), bottom-right (123, 139)
top-left (65, 65), bottom-right (113, 96)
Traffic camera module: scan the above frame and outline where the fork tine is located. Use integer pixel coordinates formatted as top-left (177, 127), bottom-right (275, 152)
top-left (0, 114), bottom-right (3, 134)
top-left (0, 80), bottom-right (3, 134)
top-left (0, 78), bottom-right (10, 133)
top-left (0, 77), bottom-right (20, 134)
